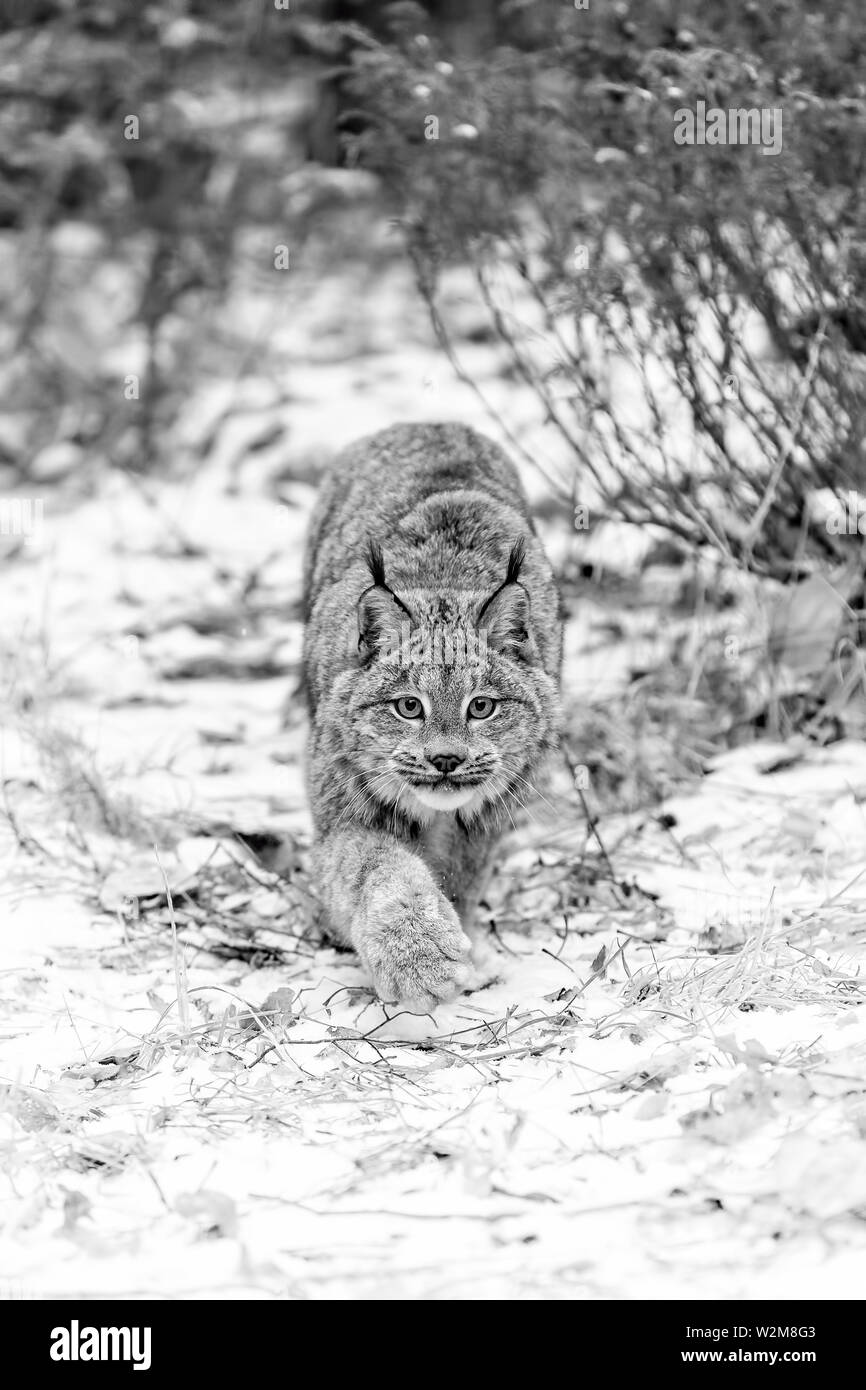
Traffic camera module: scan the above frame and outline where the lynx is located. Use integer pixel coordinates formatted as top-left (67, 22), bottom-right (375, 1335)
top-left (303, 423), bottom-right (562, 1010)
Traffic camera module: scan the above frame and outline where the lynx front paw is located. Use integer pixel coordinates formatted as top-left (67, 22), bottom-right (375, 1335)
top-left (356, 882), bottom-right (472, 1014)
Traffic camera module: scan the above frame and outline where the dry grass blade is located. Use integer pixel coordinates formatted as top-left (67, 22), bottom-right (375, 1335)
top-left (154, 841), bottom-right (191, 1038)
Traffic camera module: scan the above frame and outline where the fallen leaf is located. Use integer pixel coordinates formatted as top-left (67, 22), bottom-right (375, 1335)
top-left (776, 1135), bottom-right (866, 1217)
top-left (768, 574), bottom-right (850, 673)
top-left (175, 1190), bottom-right (238, 1239)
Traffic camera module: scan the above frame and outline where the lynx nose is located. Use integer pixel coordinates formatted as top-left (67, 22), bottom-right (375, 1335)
top-left (428, 751), bottom-right (465, 775)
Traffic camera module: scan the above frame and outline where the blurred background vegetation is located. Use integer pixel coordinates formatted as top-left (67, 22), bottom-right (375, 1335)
top-left (3, 0), bottom-right (866, 805)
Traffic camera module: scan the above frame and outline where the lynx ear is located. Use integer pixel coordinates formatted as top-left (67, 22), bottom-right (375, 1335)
top-left (476, 539), bottom-right (531, 658)
top-left (357, 540), bottom-right (413, 660)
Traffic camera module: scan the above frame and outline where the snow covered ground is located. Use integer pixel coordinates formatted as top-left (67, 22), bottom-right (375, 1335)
top-left (2, 232), bottom-right (865, 1300)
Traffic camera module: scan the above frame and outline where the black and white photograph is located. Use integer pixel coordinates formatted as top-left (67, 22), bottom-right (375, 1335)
top-left (1, 0), bottom-right (865, 1321)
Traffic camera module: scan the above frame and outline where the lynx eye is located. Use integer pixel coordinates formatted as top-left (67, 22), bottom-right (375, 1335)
top-left (392, 695), bottom-right (424, 720)
top-left (467, 696), bottom-right (498, 720)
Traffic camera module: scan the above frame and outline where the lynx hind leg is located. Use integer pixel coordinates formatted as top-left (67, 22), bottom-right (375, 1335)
top-left (356, 856), bottom-right (473, 1013)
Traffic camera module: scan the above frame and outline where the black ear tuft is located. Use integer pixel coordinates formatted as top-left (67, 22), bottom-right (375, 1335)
top-left (477, 537), bottom-right (529, 630)
top-left (357, 540), bottom-right (414, 661)
top-left (475, 537), bottom-right (532, 659)
top-left (365, 539), bottom-right (386, 587)
top-left (506, 537), bottom-right (526, 586)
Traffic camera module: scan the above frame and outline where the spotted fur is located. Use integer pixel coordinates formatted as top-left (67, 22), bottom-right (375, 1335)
top-left (303, 423), bottom-right (563, 1010)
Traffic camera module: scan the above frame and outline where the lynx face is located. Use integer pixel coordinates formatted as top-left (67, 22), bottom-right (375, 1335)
top-left (343, 546), bottom-right (558, 828)
top-left (349, 634), bottom-right (550, 822)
